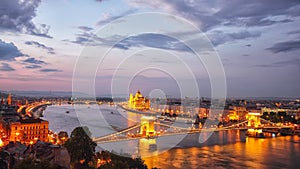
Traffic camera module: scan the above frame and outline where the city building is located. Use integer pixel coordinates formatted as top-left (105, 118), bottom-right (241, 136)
top-left (128, 90), bottom-right (150, 110)
top-left (8, 118), bottom-right (49, 144)
top-left (228, 105), bottom-right (248, 121)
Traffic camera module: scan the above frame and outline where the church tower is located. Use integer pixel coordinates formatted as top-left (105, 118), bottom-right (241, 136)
top-left (7, 93), bottom-right (12, 105)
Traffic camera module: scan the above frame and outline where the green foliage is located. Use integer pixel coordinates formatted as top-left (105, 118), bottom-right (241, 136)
top-left (64, 126), bottom-right (97, 165)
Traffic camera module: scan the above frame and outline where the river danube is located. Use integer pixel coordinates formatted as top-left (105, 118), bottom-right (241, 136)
top-left (43, 104), bottom-right (300, 169)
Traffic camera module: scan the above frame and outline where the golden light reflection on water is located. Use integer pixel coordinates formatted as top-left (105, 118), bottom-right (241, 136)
top-left (143, 134), bottom-right (300, 169)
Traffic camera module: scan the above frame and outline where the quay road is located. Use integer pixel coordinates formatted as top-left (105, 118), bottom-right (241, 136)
top-left (17, 101), bottom-right (52, 117)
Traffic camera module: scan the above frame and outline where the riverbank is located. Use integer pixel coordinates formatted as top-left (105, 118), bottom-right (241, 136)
top-left (42, 104), bottom-right (300, 169)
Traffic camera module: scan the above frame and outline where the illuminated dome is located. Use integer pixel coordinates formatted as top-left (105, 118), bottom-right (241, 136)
top-left (136, 90), bottom-right (142, 97)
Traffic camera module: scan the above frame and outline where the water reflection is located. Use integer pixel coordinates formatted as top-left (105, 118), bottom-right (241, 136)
top-left (144, 136), bottom-right (300, 169)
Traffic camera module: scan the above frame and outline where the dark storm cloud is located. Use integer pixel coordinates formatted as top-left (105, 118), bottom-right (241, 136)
top-left (0, 39), bottom-right (24, 61)
top-left (23, 58), bottom-right (46, 65)
top-left (208, 30), bottom-right (261, 46)
top-left (0, 0), bottom-right (52, 38)
top-left (0, 63), bottom-right (15, 71)
top-left (25, 65), bottom-right (42, 69)
top-left (266, 40), bottom-right (300, 53)
top-left (40, 68), bottom-right (62, 72)
top-left (25, 41), bottom-right (55, 54)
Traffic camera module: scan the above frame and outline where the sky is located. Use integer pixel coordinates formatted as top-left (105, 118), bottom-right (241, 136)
top-left (0, 0), bottom-right (300, 98)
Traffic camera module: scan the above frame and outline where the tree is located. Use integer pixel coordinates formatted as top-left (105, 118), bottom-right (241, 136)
top-left (58, 131), bottom-right (68, 144)
top-left (0, 150), bottom-right (9, 169)
top-left (13, 158), bottom-right (56, 169)
top-left (64, 126), bottom-right (97, 166)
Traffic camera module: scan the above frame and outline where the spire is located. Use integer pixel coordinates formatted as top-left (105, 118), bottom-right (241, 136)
top-left (7, 93), bottom-right (12, 105)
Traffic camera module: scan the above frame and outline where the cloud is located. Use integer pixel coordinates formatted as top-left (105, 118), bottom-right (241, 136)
top-left (25, 65), bottom-right (42, 69)
top-left (70, 29), bottom-right (192, 51)
top-left (126, 0), bottom-right (300, 31)
top-left (287, 30), bottom-right (300, 35)
top-left (254, 58), bottom-right (300, 68)
top-left (25, 41), bottom-right (55, 54)
top-left (0, 39), bottom-right (25, 61)
top-left (69, 31), bottom-right (100, 45)
top-left (77, 26), bottom-right (94, 32)
top-left (0, 63), bottom-right (15, 71)
top-left (70, 24), bottom-right (195, 51)
top-left (40, 68), bottom-right (62, 72)
top-left (208, 30), bottom-right (261, 46)
top-left (266, 40), bottom-right (300, 53)
top-left (117, 33), bottom-right (190, 51)
top-left (23, 57), bottom-right (46, 65)
top-left (97, 9), bottom-right (137, 26)
top-left (0, 0), bottom-right (52, 38)
top-left (273, 58), bottom-right (300, 67)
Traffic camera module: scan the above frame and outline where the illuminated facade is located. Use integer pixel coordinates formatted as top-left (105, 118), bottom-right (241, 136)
top-left (9, 118), bottom-right (49, 144)
top-left (7, 93), bottom-right (12, 105)
top-left (228, 106), bottom-right (248, 121)
top-left (247, 112), bottom-right (261, 127)
top-left (128, 90), bottom-right (150, 110)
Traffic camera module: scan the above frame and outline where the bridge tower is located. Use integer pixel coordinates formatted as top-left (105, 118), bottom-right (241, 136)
top-left (247, 112), bottom-right (261, 127)
top-left (140, 116), bottom-right (155, 136)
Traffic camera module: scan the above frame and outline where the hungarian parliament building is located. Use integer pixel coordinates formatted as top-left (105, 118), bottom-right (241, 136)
top-left (128, 90), bottom-right (150, 110)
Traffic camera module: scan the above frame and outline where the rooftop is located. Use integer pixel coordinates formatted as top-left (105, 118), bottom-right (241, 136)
top-left (16, 117), bottom-right (47, 124)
